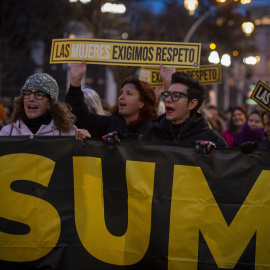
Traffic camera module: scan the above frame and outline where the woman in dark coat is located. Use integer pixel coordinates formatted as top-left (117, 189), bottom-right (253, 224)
top-left (65, 61), bottom-right (156, 140)
top-left (141, 71), bottom-right (227, 150)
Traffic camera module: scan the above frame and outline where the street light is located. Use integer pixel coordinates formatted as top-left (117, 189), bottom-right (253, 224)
top-left (242, 8), bottom-right (255, 37)
top-left (208, 50), bottom-right (220, 107)
top-left (216, 0), bottom-right (252, 3)
top-left (183, 0), bottom-right (253, 42)
top-left (184, 0), bottom-right (198, 16)
top-left (221, 54), bottom-right (231, 67)
top-left (220, 54), bottom-right (231, 110)
top-left (69, 0), bottom-right (92, 3)
top-left (208, 51), bottom-right (231, 110)
top-left (210, 43), bottom-right (216, 50)
top-left (241, 0), bottom-right (251, 4)
top-left (183, 0), bottom-right (234, 42)
top-left (243, 56), bottom-right (257, 65)
top-left (101, 3), bottom-right (126, 14)
top-left (242, 21), bottom-right (254, 36)
top-left (208, 51), bottom-right (220, 64)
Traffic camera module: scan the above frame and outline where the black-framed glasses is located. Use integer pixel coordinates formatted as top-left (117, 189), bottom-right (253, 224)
top-left (22, 90), bottom-right (47, 100)
top-left (161, 91), bottom-right (188, 102)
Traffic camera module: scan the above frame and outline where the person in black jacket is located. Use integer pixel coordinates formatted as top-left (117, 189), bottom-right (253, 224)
top-left (140, 71), bottom-right (227, 152)
top-left (65, 61), bottom-right (156, 141)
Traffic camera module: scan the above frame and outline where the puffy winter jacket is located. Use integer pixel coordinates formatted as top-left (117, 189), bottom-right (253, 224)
top-left (141, 113), bottom-right (227, 147)
top-left (0, 119), bottom-right (75, 136)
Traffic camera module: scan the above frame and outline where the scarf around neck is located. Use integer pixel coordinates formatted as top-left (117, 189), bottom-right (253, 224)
top-left (21, 111), bottom-right (52, 134)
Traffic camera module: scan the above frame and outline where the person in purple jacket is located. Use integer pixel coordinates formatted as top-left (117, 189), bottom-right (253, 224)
top-left (221, 106), bottom-right (248, 147)
top-left (234, 109), bottom-right (264, 147)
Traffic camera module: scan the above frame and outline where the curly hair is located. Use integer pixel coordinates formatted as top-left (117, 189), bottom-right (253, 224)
top-left (171, 72), bottom-right (205, 116)
top-left (9, 95), bottom-right (76, 133)
top-left (120, 76), bottom-right (156, 130)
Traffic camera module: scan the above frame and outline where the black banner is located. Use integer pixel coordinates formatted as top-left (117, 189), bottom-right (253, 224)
top-left (0, 137), bottom-right (270, 270)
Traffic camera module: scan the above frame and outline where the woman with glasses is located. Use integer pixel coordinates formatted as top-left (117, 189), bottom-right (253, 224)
top-left (141, 71), bottom-right (227, 152)
top-left (0, 73), bottom-right (80, 136)
top-left (65, 61), bottom-right (156, 141)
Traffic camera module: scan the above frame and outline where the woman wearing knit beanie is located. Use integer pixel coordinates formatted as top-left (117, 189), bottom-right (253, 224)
top-left (0, 73), bottom-right (84, 136)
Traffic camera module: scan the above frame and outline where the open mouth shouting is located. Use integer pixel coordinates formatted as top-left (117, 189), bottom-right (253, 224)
top-left (166, 106), bottom-right (175, 114)
top-left (119, 102), bottom-right (127, 108)
top-left (24, 97), bottom-right (50, 119)
top-left (27, 105), bottom-right (38, 111)
top-left (24, 103), bottom-right (43, 118)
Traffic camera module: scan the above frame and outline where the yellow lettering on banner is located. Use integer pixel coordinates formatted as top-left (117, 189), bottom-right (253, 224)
top-left (0, 154), bottom-right (60, 262)
top-left (73, 157), bottom-right (155, 265)
top-left (168, 165), bottom-right (270, 270)
top-left (50, 38), bottom-right (200, 67)
top-left (139, 65), bottom-right (221, 86)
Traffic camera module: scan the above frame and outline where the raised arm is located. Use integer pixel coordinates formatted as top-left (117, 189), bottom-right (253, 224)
top-left (70, 60), bottom-right (87, 87)
top-left (160, 64), bottom-right (175, 91)
top-left (65, 61), bottom-right (111, 138)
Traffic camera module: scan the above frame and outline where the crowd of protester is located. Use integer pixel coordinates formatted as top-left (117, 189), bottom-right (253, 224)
top-left (0, 63), bottom-right (270, 151)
